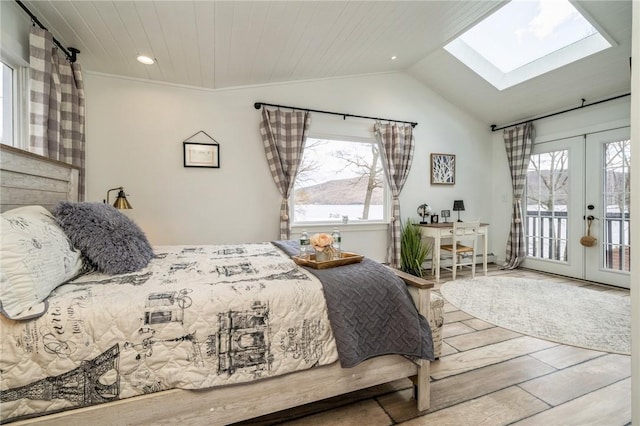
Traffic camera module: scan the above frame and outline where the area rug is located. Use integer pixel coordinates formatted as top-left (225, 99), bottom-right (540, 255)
top-left (440, 276), bottom-right (631, 355)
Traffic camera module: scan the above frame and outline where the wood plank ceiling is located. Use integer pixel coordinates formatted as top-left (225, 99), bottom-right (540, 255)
top-left (17, 1), bottom-right (633, 127)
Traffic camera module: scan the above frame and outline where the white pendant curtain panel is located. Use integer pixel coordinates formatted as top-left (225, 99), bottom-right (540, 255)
top-left (259, 107), bottom-right (311, 240)
top-left (375, 122), bottom-right (415, 268)
top-left (29, 26), bottom-right (86, 200)
top-left (503, 122), bottom-right (535, 269)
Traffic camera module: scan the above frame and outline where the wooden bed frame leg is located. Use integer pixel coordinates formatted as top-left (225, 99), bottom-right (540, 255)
top-left (413, 359), bottom-right (431, 411)
top-left (389, 268), bottom-right (434, 412)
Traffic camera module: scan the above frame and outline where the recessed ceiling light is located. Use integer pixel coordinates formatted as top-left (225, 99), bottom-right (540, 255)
top-left (391, 55), bottom-right (397, 61)
top-left (137, 55), bottom-right (155, 65)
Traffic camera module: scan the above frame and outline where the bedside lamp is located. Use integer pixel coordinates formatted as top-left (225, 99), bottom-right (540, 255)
top-left (453, 200), bottom-right (465, 222)
top-left (105, 187), bottom-right (133, 209)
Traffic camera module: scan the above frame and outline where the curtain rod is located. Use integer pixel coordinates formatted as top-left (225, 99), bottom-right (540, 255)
top-left (254, 102), bottom-right (417, 128)
top-left (15, 0), bottom-right (79, 63)
top-left (490, 93), bottom-right (631, 132)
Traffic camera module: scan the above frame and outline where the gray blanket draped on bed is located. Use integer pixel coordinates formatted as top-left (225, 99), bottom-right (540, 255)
top-left (272, 240), bottom-right (434, 368)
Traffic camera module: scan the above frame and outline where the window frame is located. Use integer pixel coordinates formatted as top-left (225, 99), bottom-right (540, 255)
top-left (1, 55), bottom-right (29, 149)
top-left (290, 134), bottom-right (390, 227)
top-left (443, 0), bottom-right (615, 91)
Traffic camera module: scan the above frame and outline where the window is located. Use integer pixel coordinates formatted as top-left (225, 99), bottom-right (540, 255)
top-left (292, 137), bottom-right (387, 224)
top-left (1, 58), bottom-right (27, 148)
top-left (445, 0), bottom-right (613, 90)
top-left (1, 61), bottom-right (13, 146)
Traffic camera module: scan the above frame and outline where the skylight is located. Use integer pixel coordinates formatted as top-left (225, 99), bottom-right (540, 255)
top-left (444, 0), bottom-right (614, 90)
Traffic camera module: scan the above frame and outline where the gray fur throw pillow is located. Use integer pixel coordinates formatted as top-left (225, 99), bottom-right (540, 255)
top-left (53, 202), bottom-right (154, 275)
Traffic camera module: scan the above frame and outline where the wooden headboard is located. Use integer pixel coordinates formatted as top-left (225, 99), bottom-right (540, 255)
top-left (0, 144), bottom-right (79, 212)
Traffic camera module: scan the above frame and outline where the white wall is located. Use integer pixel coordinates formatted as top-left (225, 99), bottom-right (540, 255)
top-left (0, 1), bottom-right (30, 66)
top-left (84, 71), bottom-right (492, 261)
top-left (490, 98), bottom-right (630, 265)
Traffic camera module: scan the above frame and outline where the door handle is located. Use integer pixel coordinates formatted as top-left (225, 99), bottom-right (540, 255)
top-left (584, 215), bottom-right (599, 221)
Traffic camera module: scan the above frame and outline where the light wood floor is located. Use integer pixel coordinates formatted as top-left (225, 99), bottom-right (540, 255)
top-left (236, 265), bottom-right (632, 426)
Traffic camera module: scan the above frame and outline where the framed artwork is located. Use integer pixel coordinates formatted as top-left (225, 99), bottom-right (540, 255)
top-left (184, 142), bottom-right (220, 168)
top-left (430, 153), bottom-right (455, 185)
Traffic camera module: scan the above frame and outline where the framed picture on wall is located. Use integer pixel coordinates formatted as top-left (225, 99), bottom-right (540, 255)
top-left (184, 142), bottom-right (220, 168)
top-left (430, 153), bottom-right (455, 185)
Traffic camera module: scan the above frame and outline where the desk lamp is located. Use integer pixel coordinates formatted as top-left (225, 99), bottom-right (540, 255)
top-left (453, 200), bottom-right (465, 222)
top-left (105, 187), bottom-right (133, 209)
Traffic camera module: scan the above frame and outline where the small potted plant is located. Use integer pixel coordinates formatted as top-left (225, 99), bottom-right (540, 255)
top-left (400, 218), bottom-right (431, 277)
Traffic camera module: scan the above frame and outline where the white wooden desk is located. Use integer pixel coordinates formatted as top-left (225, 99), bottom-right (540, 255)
top-left (416, 222), bottom-right (489, 282)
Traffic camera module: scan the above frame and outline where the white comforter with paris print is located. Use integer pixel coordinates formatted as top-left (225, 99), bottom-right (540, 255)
top-left (0, 243), bottom-right (338, 423)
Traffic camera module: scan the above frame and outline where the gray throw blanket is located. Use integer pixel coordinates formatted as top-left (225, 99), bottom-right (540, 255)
top-left (272, 240), bottom-right (434, 368)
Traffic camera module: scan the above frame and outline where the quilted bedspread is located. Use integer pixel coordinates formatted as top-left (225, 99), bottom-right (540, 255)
top-left (272, 240), bottom-right (434, 367)
top-left (0, 243), bottom-right (338, 423)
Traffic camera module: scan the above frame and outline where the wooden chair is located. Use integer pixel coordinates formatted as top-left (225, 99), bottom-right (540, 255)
top-left (440, 221), bottom-right (480, 280)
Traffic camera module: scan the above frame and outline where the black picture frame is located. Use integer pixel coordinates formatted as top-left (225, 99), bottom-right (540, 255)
top-left (184, 142), bottom-right (220, 168)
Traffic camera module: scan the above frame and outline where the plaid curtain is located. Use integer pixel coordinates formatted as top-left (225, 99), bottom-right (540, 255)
top-left (375, 122), bottom-right (415, 268)
top-left (259, 107), bottom-right (310, 239)
top-left (503, 122), bottom-right (535, 269)
top-left (29, 27), bottom-right (86, 200)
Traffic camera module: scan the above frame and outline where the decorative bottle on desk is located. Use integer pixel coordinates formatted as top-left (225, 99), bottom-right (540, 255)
top-left (299, 231), bottom-right (310, 260)
top-left (331, 229), bottom-right (341, 259)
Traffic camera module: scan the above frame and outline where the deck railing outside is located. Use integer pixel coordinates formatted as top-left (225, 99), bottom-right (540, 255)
top-left (525, 211), bottom-right (630, 271)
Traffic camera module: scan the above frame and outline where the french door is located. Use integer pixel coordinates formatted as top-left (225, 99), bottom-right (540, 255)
top-left (522, 128), bottom-right (631, 288)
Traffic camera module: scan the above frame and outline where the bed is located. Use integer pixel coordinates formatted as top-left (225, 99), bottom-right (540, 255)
top-left (0, 144), bottom-right (436, 425)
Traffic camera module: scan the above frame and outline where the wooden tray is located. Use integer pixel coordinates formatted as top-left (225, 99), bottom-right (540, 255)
top-left (293, 252), bottom-right (364, 269)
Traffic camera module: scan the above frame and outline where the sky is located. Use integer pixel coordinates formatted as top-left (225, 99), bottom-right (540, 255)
top-left (296, 138), bottom-right (379, 188)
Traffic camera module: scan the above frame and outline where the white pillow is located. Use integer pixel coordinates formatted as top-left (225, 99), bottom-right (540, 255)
top-left (0, 206), bottom-right (84, 320)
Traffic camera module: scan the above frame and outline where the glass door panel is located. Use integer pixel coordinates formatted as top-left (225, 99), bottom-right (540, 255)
top-left (522, 138), bottom-right (583, 278)
top-left (526, 149), bottom-right (569, 262)
top-left (585, 129), bottom-right (631, 288)
top-left (603, 139), bottom-right (631, 272)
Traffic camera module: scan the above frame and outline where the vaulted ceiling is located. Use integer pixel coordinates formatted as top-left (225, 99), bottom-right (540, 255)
top-left (19, 0), bottom-right (633, 128)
